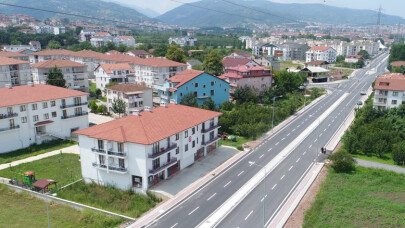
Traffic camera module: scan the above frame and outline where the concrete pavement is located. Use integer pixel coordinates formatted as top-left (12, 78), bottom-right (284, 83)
top-left (355, 159), bottom-right (405, 175)
top-left (88, 113), bottom-right (114, 125)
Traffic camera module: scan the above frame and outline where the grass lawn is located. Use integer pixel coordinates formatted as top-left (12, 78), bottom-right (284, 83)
top-left (352, 153), bottom-right (398, 166)
top-left (0, 184), bottom-right (124, 228)
top-left (303, 166), bottom-right (405, 227)
top-left (0, 154), bottom-right (81, 189)
top-left (280, 60), bottom-right (303, 70)
top-left (58, 181), bottom-right (161, 218)
top-left (0, 139), bottom-right (77, 165)
top-left (218, 136), bottom-right (251, 150)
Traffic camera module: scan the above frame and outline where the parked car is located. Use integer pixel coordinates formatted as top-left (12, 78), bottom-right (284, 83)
top-left (360, 91), bottom-right (366, 95)
top-left (357, 101), bottom-right (363, 105)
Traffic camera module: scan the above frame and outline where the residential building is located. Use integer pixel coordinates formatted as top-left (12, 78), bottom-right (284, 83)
top-left (187, 60), bottom-right (202, 70)
top-left (169, 36), bottom-right (197, 47)
top-left (0, 56), bottom-right (31, 87)
top-left (227, 51), bottom-right (251, 59)
top-left (117, 36), bottom-right (135, 47)
top-left (345, 55), bottom-right (365, 63)
top-left (31, 59), bottom-right (89, 92)
top-left (301, 67), bottom-right (330, 83)
top-left (252, 56), bottom-right (280, 72)
top-left (3, 41), bottom-right (41, 52)
top-left (252, 43), bottom-right (279, 56)
top-left (28, 49), bottom-right (75, 64)
top-left (95, 63), bottom-right (135, 92)
top-left (0, 51), bottom-right (29, 61)
top-left (305, 46), bottom-right (337, 63)
top-left (106, 83), bottom-right (153, 115)
top-left (391, 61), bottom-right (405, 68)
top-left (0, 84), bottom-right (88, 153)
top-left (305, 60), bottom-right (329, 69)
top-left (126, 50), bottom-right (153, 59)
top-left (156, 69), bottom-right (230, 107)
top-left (90, 32), bottom-right (115, 48)
top-left (222, 58), bottom-right (259, 69)
top-left (278, 43), bottom-right (310, 61)
top-left (74, 103), bottom-right (222, 193)
top-left (219, 65), bottom-right (274, 93)
top-left (373, 73), bottom-right (405, 110)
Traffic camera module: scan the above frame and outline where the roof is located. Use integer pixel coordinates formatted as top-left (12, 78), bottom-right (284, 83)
top-left (32, 179), bottom-right (57, 189)
top-left (374, 73), bottom-right (405, 91)
top-left (167, 69), bottom-right (204, 88)
top-left (95, 32), bottom-right (110, 36)
top-left (0, 56), bottom-right (29, 66)
top-left (127, 50), bottom-right (151, 56)
top-left (221, 65), bottom-right (272, 78)
top-left (133, 57), bottom-right (186, 67)
top-left (107, 83), bottom-right (151, 94)
top-left (97, 63), bottom-right (134, 74)
top-left (34, 120), bottom-right (54, 126)
top-left (0, 84), bottom-right (88, 108)
top-left (308, 46), bottom-right (331, 52)
top-left (229, 51), bottom-right (251, 58)
top-left (391, 61), bottom-right (405, 67)
top-left (74, 104), bottom-right (222, 145)
top-left (302, 67), bottom-right (330, 73)
top-left (306, 60), bottom-right (329, 66)
top-left (31, 59), bottom-right (86, 68)
top-left (187, 59), bottom-right (202, 66)
top-left (0, 51), bottom-right (28, 58)
top-left (222, 57), bottom-right (251, 68)
top-left (29, 49), bottom-right (75, 56)
top-left (118, 36), bottom-right (134, 39)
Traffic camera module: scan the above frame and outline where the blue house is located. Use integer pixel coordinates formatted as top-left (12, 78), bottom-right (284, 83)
top-left (157, 69), bottom-right (230, 107)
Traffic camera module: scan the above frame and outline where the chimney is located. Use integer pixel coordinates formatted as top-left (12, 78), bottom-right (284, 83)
top-left (5, 84), bottom-right (12, 89)
top-left (160, 101), bottom-right (167, 107)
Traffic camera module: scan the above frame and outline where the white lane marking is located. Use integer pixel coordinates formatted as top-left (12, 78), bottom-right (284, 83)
top-left (319, 133), bottom-right (323, 137)
top-left (287, 133), bottom-right (290, 136)
top-left (280, 175), bottom-right (285, 180)
top-left (188, 206), bottom-right (199, 215)
top-left (170, 223), bottom-right (178, 228)
top-left (281, 138), bottom-right (285, 141)
top-left (275, 142), bottom-right (279, 146)
top-left (245, 210), bottom-right (253, 221)
top-left (309, 144), bottom-right (312, 148)
top-left (332, 119), bottom-right (335, 122)
top-left (324, 129), bottom-right (327, 132)
top-left (259, 154), bottom-right (264, 159)
top-left (328, 124), bottom-right (331, 127)
top-left (238, 171), bottom-right (245, 176)
top-left (296, 158), bottom-right (300, 163)
top-left (207, 193), bottom-right (216, 201)
top-left (288, 166), bottom-right (293, 171)
top-left (272, 184), bottom-right (277, 190)
top-left (224, 181), bottom-right (231, 188)
top-left (297, 125), bottom-right (301, 128)
top-left (303, 151), bottom-right (306, 155)
top-left (268, 148), bottom-right (272, 152)
top-left (260, 195), bottom-right (268, 202)
top-left (249, 162), bottom-right (254, 167)
top-left (292, 129), bottom-right (296, 132)
top-left (314, 138), bottom-right (317, 143)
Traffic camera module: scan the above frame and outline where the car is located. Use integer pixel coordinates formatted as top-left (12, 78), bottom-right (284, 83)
top-left (360, 91), bottom-right (366, 95)
top-left (357, 101), bottom-right (363, 105)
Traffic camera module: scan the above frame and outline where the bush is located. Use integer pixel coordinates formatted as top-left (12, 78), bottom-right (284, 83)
top-left (90, 100), bottom-right (98, 112)
top-left (393, 142), bottom-right (405, 165)
top-left (236, 145), bottom-right (244, 151)
top-left (97, 105), bottom-right (106, 114)
top-left (328, 149), bottom-right (356, 173)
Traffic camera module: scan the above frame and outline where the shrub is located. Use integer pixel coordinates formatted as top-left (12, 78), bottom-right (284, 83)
top-left (97, 105), bottom-right (106, 114)
top-left (236, 145), bottom-right (244, 151)
top-left (90, 100), bottom-right (98, 112)
top-left (393, 142), bottom-right (405, 165)
top-left (328, 149), bottom-right (356, 173)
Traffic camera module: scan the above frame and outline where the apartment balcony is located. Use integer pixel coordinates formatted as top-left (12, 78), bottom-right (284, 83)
top-left (108, 165), bottom-right (127, 173)
top-left (0, 113), bottom-right (18, 120)
top-left (375, 93), bottom-right (388, 97)
top-left (61, 112), bottom-right (88, 119)
top-left (154, 85), bottom-right (168, 91)
top-left (160, 94), bottom-right (169, 100)
top-left (149, 157), bottom-right (177, 174)
top-left (201, 124), bottom-right (221, 133)
top-left (60, 102), bottom-right (88, 109)
top-left (74, 78), bottom-right (86, 81)
top-left (148, 143), bottom-right (177, 159)
top-left (91, 147), bottom-right (106, 154)
top-left (0, 125), bottom-right (20, 133)
top-left (107, 150), bottom-right (127, 157)
top-left (373, 101), bottom-right (387, 105)
top-left (92, 162), bottom-right (107, 170)
top-left (202, 136), bottom-right (221, 146)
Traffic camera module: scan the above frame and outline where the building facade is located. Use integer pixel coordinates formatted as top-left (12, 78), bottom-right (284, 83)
top-left (373, 73), bottom-right (405, 110)
top-left (306, 46), bottom-right (337, 63)
top-left (169, 37), bottom-right (197, 47)
top-left (106, 83), bottom-right (153, 115)
top-left (95, 63), bottom-right (135, 92)
top-left (0, 56), bottom-right (31, 87)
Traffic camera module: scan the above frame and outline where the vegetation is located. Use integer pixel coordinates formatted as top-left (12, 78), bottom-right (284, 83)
top-left (0, 154), bottom-right (81, 189)
top-left (111, 98), bottom-right (127, 117)
top-left (180, 93), bottom-right (198, 107)
top-left (165, 44), bottom-right (187, 63)
top-left (357, 50), bottom-right (370, 59)
top-left (303, 167), bottom-right (405, 227)
top-left (218, 136), bottom-right (251, 150)
top-left (46, 66), bottom-right (66, 88)
top-left (328, 149), bottom-right (356, 173)
top-left (90, 100), bottom-right (98, 113)
top-left (0, 184), bottom-right (124, 228)
top-left (388, 43), bottom-right (405, 73)
top-left (280, 60), bottom-right (302, 70)
top-left (203, 50), bottom-right (224, 76)
top-left (58, 181), bottom-right (161, 218)
top-left (0, 140), bottom-right (77, 165)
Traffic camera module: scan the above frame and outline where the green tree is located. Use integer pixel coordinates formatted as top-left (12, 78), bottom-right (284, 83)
top-left (97, 104), bottom-right (106, 114)
top-left (357, 50), bottom-right (370, 59)
top-left (203, 50), bottom-right (224, 76)
top-left (95, 89), bottom-right (102, 99)
top-left (328, 149), bottom-right (356, 173)
top-left (180, 93), bottom-right (198, 107)
top-left (336, 55), bottom-right (345, 63)
top-left (393, 142), bottom-right (405, 165)
top-left (165, 44), bottom-right (186, 63)
top-left (46, 66), bottom-right (66, 87)
top-left (111, 98), bottom-right (126, 117)
top-left (46, 40), bottom-right (62, 49)
top-left (192, 64), bottom-right (203, 71)
top-left (90, 100), bottom-right (98, 113)
top-left (10, 40), bottom-right (21, 45)
top-left (116, 44), bottom-right (127, 52)
top-left (220, 101), bottom-right (234, 111)
top-left (232, 87), bottom-right (259, 104)
top-left (202, 98), bottom-right (216, 110)
top-left (106, 42), bottom-right (116, 51)
top-left (75, 26), bottom-right (83, 35)
top-left (153, 44), bottom-right (168, 57)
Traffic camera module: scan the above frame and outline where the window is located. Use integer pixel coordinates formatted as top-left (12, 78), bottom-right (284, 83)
top-left (32, 104), bottom-right (37, 110)
top-left (20, 105), bottom-right (26, 112)
top-left (210, 131), bottom-right (215, 140)
top-left (211, 81), bottom-right (214, 86)
top-left (61, 99), bottom-right (66, 107)
top-left (176, 147), bottom-right (179, 154)
top-left (393, 91), bottom-right (398, 96)
top-left (118, 143), bottom-right (124, 153)
top-left (197, 137), bottom-right (199, 144)
top-left (132, 175), bottom-right (142, 188)
top-left (195, 83), bottom-right (199, 88)
top-left (33, 115), bottom-right (38, 122)
top-left (184, 130), bottom-right (188, 138)
top-left (203, 93), bottom-right (206, 96)
top-left (192, 140), bottom-right (195, 148)
top-left (99, 155), bottom-right (105, 165)
top-left (21, 117), bottom-right (27, 123)
top-left (176, 133), bottom-right (179, 140)
top-left (43, 102), bottom-right (48, 109)
top-left (194, 91), bottom-right (197, 97)
top-left (203, 84), bottom-right (206, 88)
top-left (225, 88), bottom-right (227, 92)
top-left (392, 100), bottom-right (397, 105)
top-left (185, 144), bottom-right (188, 152)
top-left (153, 158), bottom-right (160, 169)
top-left (180, 93), bottom-right (183, 97)
top-left (119, 158), bottom-right (125, 168)
top-left (192, 127), bottom-right (195, 135)
top-left (44, 113), bottom-right (49, 120)
top-left (52, 112), bottom-right (57, 118)
top-left (98, 140), bottom-right (104, 150)
top-left (50, 100), bottom-right (56, 107)
top-left (210, 90), bottom-right (215, 96)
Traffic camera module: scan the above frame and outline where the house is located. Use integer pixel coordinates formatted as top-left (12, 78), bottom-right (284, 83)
top-left (252, 56), bottom-right (280, 72)
top-left (31, 59), bottom-right (89, 92)
top-left (117, 36), bottom-right (135, 47)
top-left (305, 60), bottom-right (329, 69)
top-left (187, 60), bottom-right (202, 70)
top-left (156, 69), bottom-right (230, 107)
top-left (126, 50), bottom-right (153, 59)
top-left (0, 56), bottom-right (31, 87)
top-left (252, 43), bottom-right (279, 56)
top-left (373, 73), bottom-right (405, 110)
top-left (345, 55), bottom-right (365, 63)
top-left (0, 84), bottom-right (89, 153)
top-left (222, 57), bottom-right (259, 69)
top-left (227, 51), bottom-right (251, 59)
top-left (169, 36), bottom-right (197, 47)
top-left (28, 49), bottom-right (75, 64)
top-left (219, 65), bottom-right (274, 93)
top-left (74, 103), bottom-right (222, 193)
top-left (305, 46), bottom-right (337, 63)
top-left (90, 32), bottom-right (114, 48)
top-left (301, 67), bottom-right (330, 83)
top-left (106, 83), bottom-right (153, 115)
top-left (95, 63), bottom-right (135, 92)
top-left (3, 40), bottom-right (41, 52)
top-left (278, 43), bottom-right (310, 61)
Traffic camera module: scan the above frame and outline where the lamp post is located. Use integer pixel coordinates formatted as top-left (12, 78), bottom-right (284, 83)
top-left (249, 161), bottom-right (267, 228)
top-left (46, 196), bottom-right (50, 228)
top-left (272, 95), bottom-right (283, 132)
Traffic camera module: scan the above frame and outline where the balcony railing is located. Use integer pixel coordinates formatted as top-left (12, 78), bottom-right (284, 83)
top-left (108, 165), bottom-right (127, 173)
top-left (92, 162), bottom-right (107, 169)
top-left (107, 150), bottom-right (127, 157)
top-left (60, 102), bottom-right (88, 108)
top-left (91, 147), bottom-right (106, 154)
top-left (61, 111), bottom-right (88, 119)
top-left (201, 124), bottom-right (221, 133)
top-left (0, 125), bottom-right (20, 132)
top-left (149, 157), bottom-right (178, 174)
top-left (0, 113), bottom-right (18, 120)
top-left (74, 78), bottom-right (86, 81)
top-left (148, 143), bottom-right (177, 159)
top-left (202, 136), bottom-right (221, 146)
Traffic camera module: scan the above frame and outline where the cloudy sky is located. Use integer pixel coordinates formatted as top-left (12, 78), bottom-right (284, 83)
top-left (114, 0), bottom-right (404, 18)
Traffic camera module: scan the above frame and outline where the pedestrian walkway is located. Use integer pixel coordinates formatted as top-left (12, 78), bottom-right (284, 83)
top-left (0, 145), bottom-right (79, 171)
top-left (355, 158), bottom-right (405, 175)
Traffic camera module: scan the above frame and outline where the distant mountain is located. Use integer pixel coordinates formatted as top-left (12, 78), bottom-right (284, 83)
top-left (103, 0), bottom-right (161, 18)
top-left (158, 0), bottom-right (405, 27)
top-left (0, 0), bottom-right (152, 23)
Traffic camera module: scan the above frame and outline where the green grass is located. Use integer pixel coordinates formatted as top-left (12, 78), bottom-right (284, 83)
top-left (89, 81), bottom-right (97, 94)
top-left (280, 60), bottom-right (302, 70)
top-left (303, 166), bottom-right (405, 228)
top-left (0, 154), bottom-right (82, 189)
top-left (100, 97), bottom-right (107, 102)
top-left (0, 140), bottom-right (77, 165)
top-left (218, 136), bottom-right (251, 150)
top-left (58, 181), bottom-right (161, 218)
top-left (0, 184), bottom-right (124, 228)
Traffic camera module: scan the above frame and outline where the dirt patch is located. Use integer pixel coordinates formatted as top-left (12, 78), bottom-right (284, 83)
top-left (369, 192), bottom-right (405, 204)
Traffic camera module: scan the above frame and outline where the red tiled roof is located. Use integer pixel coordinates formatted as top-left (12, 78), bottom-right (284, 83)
top-left (305, 60), bottom-right (329, 66)
top-left (229, 51), bottom-right (251, 58)
top-left (127, 50), bottom-right (152, 56)
top-left (222, 58), bottom-right (251, 68)
top-left (98, 63), bottom-right (134, 74)
top-left (308, 46), bottom-right (331, 51)
top-left (95, 32), bottom-right (110, 36)
top-left (74, 104), bottom-right (222, 144)
top-left (391, 61), bottom-right (405, 67)
top-left (221, 65), bottom-right (272, 79)
top-left (0, 84), bottom-right (88, 108)
top-left (167, 69), bottom-right (204, 88)
top-left (374, 73), bottom-right (405, 91)
top-left (29, 49), bottom-right (75, 56)
top-left (0, 51), bottom-right (28, 58)
top-left (118, 36), bottom-right (133, 39)
top-left (133, 57), bottom-right (187, 67)
top-left (107, 83), bottom-right (151, 94)
top-left (31, 59), bottom-right (86, 68)
top-left (0, 56), bottom-right (29, 66)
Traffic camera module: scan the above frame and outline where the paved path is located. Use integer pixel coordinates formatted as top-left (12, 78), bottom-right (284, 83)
top-left (0, 145), bottom-right (79, 170)
top-left (355, 158), bottom-right (405, 175)
top-left (88, 113), bottom-right (114, 125)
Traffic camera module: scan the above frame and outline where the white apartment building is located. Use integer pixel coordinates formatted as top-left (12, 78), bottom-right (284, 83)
top-left (106, 83), bottom-right (153, 115)
top-left (169, 36), bottom-right (197, 47)
top-left (3, 41), bottom-right (41, 52)
top-left (95, 63), bottom-right (134, 92)
top-left (373, 73), bottom-right (405, 110)
top-left (31, 59), bottom-right (89, 92)
top-left (74, 103), bottom-right (222, 193)
top-left (0, 51), bottom-right (29, 61)
top-left (0, 56), bottom-right (31, 87)
top-left (90, 32), bottom-right (115, 48)
top-left (0, 84), bottom-right (89, 153)
top-left (306, 46), bottom-right (337, 63)
top-left (116, 36), bottom-right (135, 47)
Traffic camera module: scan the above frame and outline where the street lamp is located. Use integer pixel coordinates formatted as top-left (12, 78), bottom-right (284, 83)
top-left (308, 114), bottom-right (321, 163)
top-left (249, 161), bottom-right (267, 228)
top-left (272, 95), bottom-right (283, 133)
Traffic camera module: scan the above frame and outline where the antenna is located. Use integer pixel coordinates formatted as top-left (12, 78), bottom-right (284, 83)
top-left (376, 4), bottom-right (382, 26)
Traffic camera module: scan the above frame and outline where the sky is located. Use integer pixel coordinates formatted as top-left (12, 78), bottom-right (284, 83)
top-left (115, 0), bottom-right (405, 18)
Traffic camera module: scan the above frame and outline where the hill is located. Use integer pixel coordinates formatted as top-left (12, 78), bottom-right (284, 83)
top-left (158, 0), bottom-right (405, 27)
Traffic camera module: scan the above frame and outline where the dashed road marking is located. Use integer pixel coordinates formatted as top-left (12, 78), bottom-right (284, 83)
top-left (188, 207), bottom-right (199, 216)
top-left (238, 171), bottom-right (245, 176)
top-left (289, 166), bottom-right (293, 171)
top-left (207, 193), bottom-right (216, 201)
top-left (280, 175), bottom-right (285, 180)
top-left (272, 184), bottom-right (277, 190)
top-left (268, 148), bottom-right (272, 152)
top-left (224, 181), bottom-right (231, 188)
top-left (245, 210), bottom-right (253, 221)
top-left (296, 158), bottom-right (300, 163)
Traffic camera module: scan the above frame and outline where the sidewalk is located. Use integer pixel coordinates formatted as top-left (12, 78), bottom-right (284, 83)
top-left (355, 159), bottom-right (405, 175)
top-left (0, 145), bottom-right (79, 171)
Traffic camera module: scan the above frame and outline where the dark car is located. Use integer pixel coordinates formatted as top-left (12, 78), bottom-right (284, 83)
top-left (357, 101), bottom-right (363, 105)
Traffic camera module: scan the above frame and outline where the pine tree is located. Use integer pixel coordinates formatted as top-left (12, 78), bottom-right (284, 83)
top-left (46, 66), bottom-right (66, 88)
top-left (111, 98), bottom-right (126, 117)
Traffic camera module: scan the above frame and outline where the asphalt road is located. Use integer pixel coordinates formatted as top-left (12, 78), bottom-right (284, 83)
top-left (144, 53), bottom-right (389, 228)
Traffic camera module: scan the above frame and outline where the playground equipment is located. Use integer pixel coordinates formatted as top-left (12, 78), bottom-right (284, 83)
top-left (23, 171), bottom-right (36, 187)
